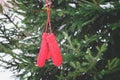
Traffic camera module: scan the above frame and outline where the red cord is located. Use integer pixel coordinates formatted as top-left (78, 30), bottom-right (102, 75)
top-left (45, 0), bottom-right (52, 33)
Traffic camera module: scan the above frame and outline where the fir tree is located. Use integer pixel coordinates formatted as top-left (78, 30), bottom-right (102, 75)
top-left (0, 0), bottom-right (120, 80)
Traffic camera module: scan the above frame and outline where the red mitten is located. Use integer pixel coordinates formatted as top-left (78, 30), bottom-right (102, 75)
top-left (47, 51), bottom-right (51, 60)
top-left (37, 33), bottom-right (48, 67)
top-left (46, 33), bottom-right (62, 67)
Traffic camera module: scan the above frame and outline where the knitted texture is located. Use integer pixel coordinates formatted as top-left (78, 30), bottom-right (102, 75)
top-left (37, 33), bottom-right (48, 67)
top-left (46, 33), bottom-right (62, 67)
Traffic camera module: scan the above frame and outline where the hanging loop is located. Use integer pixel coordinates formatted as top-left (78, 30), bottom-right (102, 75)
top-left (45, 0), bottom-right (52, 33)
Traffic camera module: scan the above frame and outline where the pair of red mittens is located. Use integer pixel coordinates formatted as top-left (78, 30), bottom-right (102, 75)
top-left (37, 33), bottom-right (62, 67)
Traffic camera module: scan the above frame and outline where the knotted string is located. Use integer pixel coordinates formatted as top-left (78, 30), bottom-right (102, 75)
top-left (45, 0), bottom-right (52, 33)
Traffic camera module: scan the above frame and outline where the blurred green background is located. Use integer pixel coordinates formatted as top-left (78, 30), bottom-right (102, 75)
top-left (0, 0), bottom-right (120, 80)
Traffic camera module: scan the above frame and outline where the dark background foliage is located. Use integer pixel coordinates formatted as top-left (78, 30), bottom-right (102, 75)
top-left (0, 0), bottom-right (120, 80)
